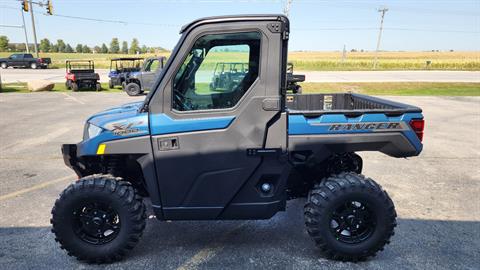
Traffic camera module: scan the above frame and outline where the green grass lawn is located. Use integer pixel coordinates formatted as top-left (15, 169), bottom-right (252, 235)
top-left (2, 82), bottom-right (479, 96)
top-left (299, 82), bottom-right (480, 96)
top-left (0, 82), bottom-right (122, 93)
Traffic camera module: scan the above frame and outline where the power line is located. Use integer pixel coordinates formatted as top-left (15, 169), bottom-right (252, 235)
top-left (1, 3), bottom-right (180, 26)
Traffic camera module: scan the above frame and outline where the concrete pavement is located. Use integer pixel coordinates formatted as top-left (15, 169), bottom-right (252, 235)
top-left (1, 68), bottom-right (479, 83)
top-left (0, 93), bottom-right (479, 269)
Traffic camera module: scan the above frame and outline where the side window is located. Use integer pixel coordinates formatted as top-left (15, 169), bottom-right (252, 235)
top-left (145, 59), bottom-right (159, 72)
top-left (173, 32), bottom-right (261, 111)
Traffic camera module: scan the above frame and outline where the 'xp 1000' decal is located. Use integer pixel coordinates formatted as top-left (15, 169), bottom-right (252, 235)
top-left (309, 122), bottom-right (408, 132)
top-left (105, 121), bottom-right (145, 136)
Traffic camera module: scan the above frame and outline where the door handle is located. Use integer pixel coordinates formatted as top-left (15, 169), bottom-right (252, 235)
top-left (158, 137), bottom-right (179, 151)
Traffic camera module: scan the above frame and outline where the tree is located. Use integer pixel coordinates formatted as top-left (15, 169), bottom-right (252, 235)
top-left (121, 41), bottom-right (128, 54)
top-left (110, 38), bottom-right (119, 53)
top-left (129, 38), bottom-right (139, 54)
top-left (15, 43), bottom-right (27, 52)
top-left (51, 44), bottom-right (59, 53)
top-left (82, 45), bottom-right (91, 53)
top-left (39, 38), bottom-right (51, 52)
top-left (76, 44), bottom-right (83, 53)
top-left (65, 44), bottom-right (74, 53)
top-left (93, 46), bottom-right (101, 54)
top-left (0, 36), bottom-right (9, 52)
top-left (101, 43), bottom-right (109, 53)
top-left (140, 45), bottom-right (148, 54)
top-left (56, 39), bottom-right (66, 53)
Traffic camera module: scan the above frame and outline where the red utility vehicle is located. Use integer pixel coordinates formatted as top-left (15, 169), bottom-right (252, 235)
top-left (65, 60), bottom-right (101, 91)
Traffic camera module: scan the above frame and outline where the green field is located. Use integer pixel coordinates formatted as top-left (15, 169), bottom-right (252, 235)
top-left (2, 82), bottom-right (479, 96)
top-left (300, 82), bottom-right (480, 96)
top-left (1, 51), bottom-right (479, 70)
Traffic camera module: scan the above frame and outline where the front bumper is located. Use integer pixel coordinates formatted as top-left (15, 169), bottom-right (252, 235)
top-left (61, 144), bottom-right (84, 177)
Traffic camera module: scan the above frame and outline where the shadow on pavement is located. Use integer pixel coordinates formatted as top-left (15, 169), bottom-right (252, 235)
top-left (1, 212), bottom-right (479, 269)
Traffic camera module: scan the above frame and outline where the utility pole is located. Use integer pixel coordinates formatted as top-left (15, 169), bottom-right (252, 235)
top-left (284, 0), bottom-right (293, 18)
top-left (373, 7), bottom-right (388, 69)
top-left (20, 9), bottom-right (30, 53)
top-left (341, 44), bottom-right (347, 63)
top-left (29, 0), bottom-right (39, 57)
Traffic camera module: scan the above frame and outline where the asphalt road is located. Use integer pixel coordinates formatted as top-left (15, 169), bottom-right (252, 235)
top-left (0, 93), bottom-right (479, 270)
top-left (1, 68), bottom-right (480, 83)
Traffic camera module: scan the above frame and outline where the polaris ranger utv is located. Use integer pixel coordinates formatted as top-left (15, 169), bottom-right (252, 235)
top-left (123, 56), bottom-right (167, 96)
top-left (52, 15), bottom-right (425, 264)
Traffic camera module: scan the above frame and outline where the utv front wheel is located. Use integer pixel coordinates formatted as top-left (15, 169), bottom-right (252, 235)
top-left (51, 175), bottom-right (146, 263)
top-left (71, 82), bottom-right (79, 92)
top-left (125, 83), bottom-right (141, 96)
top-left (304, 172), bottom-right (396, 261)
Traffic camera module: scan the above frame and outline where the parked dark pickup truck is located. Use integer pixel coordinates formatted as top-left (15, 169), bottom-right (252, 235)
top-left (0, 53), bottom-right (51, 69)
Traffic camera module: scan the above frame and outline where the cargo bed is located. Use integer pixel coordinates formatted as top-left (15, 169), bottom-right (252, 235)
top-left (286, 93), bottom-right (424, 158)
top-left (286, 93), bottom-right (422, 116)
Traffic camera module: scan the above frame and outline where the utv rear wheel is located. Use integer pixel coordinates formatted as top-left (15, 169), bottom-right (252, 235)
top-left (125, 83), bottom-right (141, 96)
top-left (304, 172), bottom-right (396, 261)
top-left (51, 175), bottom-right (146, 263)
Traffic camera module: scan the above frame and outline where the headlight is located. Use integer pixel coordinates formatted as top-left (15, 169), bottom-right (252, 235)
top-left (87, 123), bottom-right (103, 139)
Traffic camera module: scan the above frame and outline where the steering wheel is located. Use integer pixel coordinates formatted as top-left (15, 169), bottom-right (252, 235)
top-left (173, 90), bottom-right (193, 111)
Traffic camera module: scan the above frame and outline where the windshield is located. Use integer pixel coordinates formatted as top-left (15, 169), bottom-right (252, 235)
top-left (112, 59), bottom-right (143, 71)
top-left (142, 34), bottom-right (186, 110)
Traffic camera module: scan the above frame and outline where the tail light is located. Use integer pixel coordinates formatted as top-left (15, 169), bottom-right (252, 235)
top-left (409, 119), bottom-right (425, 141)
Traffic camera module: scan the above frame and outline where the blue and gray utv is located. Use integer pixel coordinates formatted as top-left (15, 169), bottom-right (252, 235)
top-left (52, 15), bottom-right (425, 264)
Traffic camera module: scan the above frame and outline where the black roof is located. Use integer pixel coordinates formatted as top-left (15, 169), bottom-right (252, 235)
top-left (66, 60), bottom-right (94, 63)
top-left (110, 57), bottom-right (144, 61)
top-left (180, 14), bottom-right (288, 34)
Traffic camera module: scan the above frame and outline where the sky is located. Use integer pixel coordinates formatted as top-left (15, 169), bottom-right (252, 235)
top-left (0, 0), bottom-right (479, 51)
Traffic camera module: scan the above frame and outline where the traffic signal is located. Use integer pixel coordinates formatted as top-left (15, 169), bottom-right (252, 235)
top-left (22, 0), bottom-right (29, 12)
top-left (46, 0), bottom-right (53, 15)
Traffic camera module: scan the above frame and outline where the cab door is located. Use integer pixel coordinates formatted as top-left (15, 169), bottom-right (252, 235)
top-left (141, 59), bottom-right (160, 91)
top-left (148, 19), bottom-right (289, 220)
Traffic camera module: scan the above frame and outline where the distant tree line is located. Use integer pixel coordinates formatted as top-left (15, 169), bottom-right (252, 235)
top-left (0, 35), bottom-right (167, 54)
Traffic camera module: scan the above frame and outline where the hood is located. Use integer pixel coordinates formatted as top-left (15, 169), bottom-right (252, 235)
top-left (108, 70), bottom-right (119, 78)
top-left (129, 71), bottom-right (141, 78)
top-left (87, 101), bottom-right (148, 136)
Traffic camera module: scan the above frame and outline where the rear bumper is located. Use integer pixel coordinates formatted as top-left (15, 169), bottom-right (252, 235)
top-left (61, 144), bottom-right (83, 177)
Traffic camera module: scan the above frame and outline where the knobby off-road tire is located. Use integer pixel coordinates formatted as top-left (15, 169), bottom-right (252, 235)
top-left (304, 172), bottom-right (396, 262)
top-left (51, 175), bottom-right (146, 264)
top-left (125, 83), bottom-right (141, 96)
top-left (71, 82), bottom-right (79, 92)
